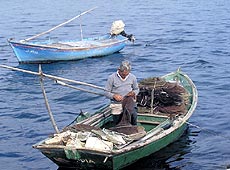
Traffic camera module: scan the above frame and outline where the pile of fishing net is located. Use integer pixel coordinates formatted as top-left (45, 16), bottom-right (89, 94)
top-left (137, 77), bottom-right (190, 115)
top-left (43, 124), bottom-right (145, 152)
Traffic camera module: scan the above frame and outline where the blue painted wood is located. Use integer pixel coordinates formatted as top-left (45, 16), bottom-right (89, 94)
top-left (8, 34), bottom-right (128, 63)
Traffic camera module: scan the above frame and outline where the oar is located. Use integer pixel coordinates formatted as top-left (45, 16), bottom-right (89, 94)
top-left (0, 64), bottom-right (106, 91)
top-left (56, 80), bottom-right (105, 96)
top-left (24, 7), bottom-right (97, 42)
top-left (39, 65), bottom-right (59, 133)
top-left (0, 64), bottom-right (107, 133)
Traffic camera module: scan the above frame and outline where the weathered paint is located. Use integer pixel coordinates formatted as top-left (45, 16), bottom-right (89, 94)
top-left (33, 69), bottom-right (198, 170)
top-left (9, 35), bottom-right (127, 63)
top-left (112, 123), bottom-right (187, 170)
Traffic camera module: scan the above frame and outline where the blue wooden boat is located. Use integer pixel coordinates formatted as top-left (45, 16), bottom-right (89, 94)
top-left (8, 8), bottom-right (134, 63)
top-left (8, 34), bottom-right (128, 63)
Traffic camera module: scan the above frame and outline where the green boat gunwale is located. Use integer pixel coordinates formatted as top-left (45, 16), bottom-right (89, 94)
top-left (32, 69), bottom-right (198, 170)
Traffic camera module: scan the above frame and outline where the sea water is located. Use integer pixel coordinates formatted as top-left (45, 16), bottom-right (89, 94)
top-left (0, 0), bottom-right (230, 169)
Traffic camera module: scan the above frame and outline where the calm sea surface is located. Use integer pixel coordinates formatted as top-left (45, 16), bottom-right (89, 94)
top-left (0, 0), bottom-right (230, 170)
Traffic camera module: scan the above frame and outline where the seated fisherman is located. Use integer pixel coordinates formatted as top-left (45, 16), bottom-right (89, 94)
top-left (104, 60), bottom-right (139, 125)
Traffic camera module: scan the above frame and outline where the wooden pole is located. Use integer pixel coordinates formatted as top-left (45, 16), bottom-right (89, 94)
top-left (39, 65), bottom-right (59, 133)
top-left (79, 14), bottom-right (83, 40)
top-left (24, 7), bottom-right (97, 42)
top-left (56, 80), bottom-right (104, 96)
top-left (0, 64), bottom-right (106, 91)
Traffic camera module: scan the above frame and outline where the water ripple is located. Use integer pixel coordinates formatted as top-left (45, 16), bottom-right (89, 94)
top-left (1, 0), bottom-right (230, 170)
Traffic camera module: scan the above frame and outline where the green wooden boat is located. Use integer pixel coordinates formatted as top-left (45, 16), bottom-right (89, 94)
top-left (33, 69), bottom-right (198, 170)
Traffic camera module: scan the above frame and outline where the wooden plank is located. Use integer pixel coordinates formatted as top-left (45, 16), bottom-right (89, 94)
top-left (137, 120), bottom-right (161, 125)
top-left (138, 113), bottom-right (169, 118)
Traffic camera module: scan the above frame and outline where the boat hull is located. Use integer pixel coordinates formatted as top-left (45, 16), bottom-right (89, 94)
top-left (8, 35), bottom-right (127, 63)
top-left (112, 123), bottom-right (188, 170)
top-left (38, 123), bottom-right (188, 170)
top-left (33, 69), bottom-right (198, 170)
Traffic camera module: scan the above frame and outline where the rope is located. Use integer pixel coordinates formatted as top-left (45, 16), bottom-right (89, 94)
top-left (24, 7), bottom-right (97, 41)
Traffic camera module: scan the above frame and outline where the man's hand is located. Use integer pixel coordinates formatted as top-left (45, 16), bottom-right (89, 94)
top-left (126, 91), bottom-right (135, 97)
top-left (113, 94), bottom-right (123, 102)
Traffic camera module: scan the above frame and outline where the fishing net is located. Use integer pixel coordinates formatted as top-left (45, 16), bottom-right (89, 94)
top-left (137, 77), bottom-right (190, 115)
top-left (109, 96), bottom-right (146, 138)
top-left (62, 124), bottom-right (101, 133)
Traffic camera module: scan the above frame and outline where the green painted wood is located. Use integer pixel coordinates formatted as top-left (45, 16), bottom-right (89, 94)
top-left (33, 69), bottom-right (198, 170)
top-left (112, 123), bottom-right (187, 170)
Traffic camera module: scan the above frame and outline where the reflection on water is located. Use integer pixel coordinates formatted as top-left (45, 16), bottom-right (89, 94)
top-left (124, 128), bottom-right (195, 170)
top-left (1, 0), bottom-right (230, 170)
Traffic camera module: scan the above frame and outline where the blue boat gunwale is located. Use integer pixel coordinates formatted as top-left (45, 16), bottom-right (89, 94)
top-left (8, 34), bottom-right (128, 51)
